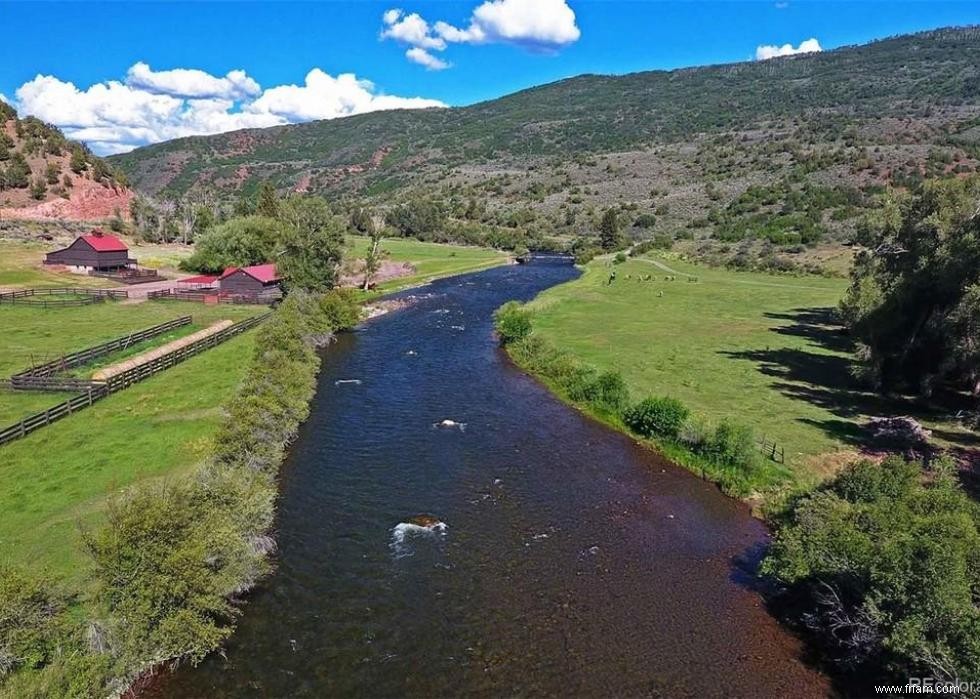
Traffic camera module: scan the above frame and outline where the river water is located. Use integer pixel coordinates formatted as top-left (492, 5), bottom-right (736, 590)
top-left (150, 259), bottom-right (829, 698)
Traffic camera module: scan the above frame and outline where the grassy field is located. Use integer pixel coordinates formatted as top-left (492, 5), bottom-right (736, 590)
top-left (0, 330), bottom-right (258, 586)
top-left (347, 235), bottom-right (510, 292)
top-left (0, 299), bottom-right (261, 424)
top-left (526, 254), bottom-right (970, 482)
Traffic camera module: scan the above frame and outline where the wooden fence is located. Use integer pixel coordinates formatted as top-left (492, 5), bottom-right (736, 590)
top-left (0, 313), bottom-right (270, 447)
top-left (103, 313), bottom-right (269, 390)
top-left (0, 287), bottom-right (128, 308)
top-left (147, 289), bottom-right (279, 305)
top-left (10, 316), bottom-right (192, 381)
top-left (758, 436), bottom-right (785, 464)
top-left (0, 387), bottom-right (108, 446)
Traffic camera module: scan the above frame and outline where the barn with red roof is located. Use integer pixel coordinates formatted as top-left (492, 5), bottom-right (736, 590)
top-left (44, 230), bottom-right (136, 272)
top-left (218, 263), bottom-right (283, 298)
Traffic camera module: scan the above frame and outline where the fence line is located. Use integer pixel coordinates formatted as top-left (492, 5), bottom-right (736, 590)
top-left (0, 287), bottom-right (128, 307)
top-left (0, 313), bottom-right (270, 447)
top-left (11, 316), bottom-right (192, 381)
top-left (147, 289), bottom-right (279, 305)
top-left (758, 436), bottom-right (785, 464)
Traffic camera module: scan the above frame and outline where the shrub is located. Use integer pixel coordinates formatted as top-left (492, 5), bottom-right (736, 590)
top-left (0, 567), bottom-right (69, 677)
top-left (494, 302), bottom-right (533, 345)
top-left (623, 396), bottom-right (690, 438)
top-left (613, 252), bottom-right (627, 264)
top-left (705, 419), bottom-right (758, 471)
top-left (569, 370), bottom-right (630, 414)
top-left (762, 457), bottom-right (980, 684)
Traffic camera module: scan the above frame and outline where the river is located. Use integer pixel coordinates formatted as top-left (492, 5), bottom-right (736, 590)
top-left (148, 259), bottom-right (829, 697)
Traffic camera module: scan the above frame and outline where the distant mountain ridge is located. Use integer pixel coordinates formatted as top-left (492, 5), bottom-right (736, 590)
top-left (112, 26), bottom-right (980, 202)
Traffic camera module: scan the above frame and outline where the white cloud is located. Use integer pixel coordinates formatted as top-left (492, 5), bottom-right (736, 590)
top-left (406, 47), bottom-right (450, 71)
top-left (381, 0), bottom-right (580, 67)
top-left (381, 10), bottom-right (446, 50)
top-left (755, 37), bottom-right (822, 60)
top-left (126, 62), bottom-right (261, 100)
top-left (461, 0), bottom-right (581, 47)
top-left (13, 65), bottom-right (446, 155)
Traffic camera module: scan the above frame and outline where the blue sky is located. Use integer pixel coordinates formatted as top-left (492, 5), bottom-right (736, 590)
top-left (1, 1), bottom-right (977, 154)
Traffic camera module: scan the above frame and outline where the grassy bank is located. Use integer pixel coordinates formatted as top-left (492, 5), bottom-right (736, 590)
top-left (0, 331), bottom-right (257, 585)
top-left (0, 291), bottom-right (361, 697)
top-left (521, 255), bottom-right (971, 484)
top-left (347, 235), bottom-right (510, 293)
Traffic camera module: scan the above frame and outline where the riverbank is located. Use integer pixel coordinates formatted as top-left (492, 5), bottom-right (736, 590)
top-left (0, 291), bottom-right (361, 697)
top-left (507, 254), bottom-right (975, 492)
top-left (137, 259), bottom-right (831, 698)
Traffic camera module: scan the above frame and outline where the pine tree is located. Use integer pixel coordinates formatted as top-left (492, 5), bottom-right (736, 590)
top-left (256, 181), bottom-right (280, 218)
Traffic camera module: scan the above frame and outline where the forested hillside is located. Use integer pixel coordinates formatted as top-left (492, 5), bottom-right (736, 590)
top-left (112, 26), bottom-right (980, 268)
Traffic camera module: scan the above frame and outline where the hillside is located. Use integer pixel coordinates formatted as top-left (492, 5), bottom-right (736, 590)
top-left (111, 27), bottom-right (980, 267)
top-left (0, 102), bottom-right (132, 222)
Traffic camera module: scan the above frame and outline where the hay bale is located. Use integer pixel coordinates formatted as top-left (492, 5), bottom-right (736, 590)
top-left (93, 320), bottom-right (233, 380)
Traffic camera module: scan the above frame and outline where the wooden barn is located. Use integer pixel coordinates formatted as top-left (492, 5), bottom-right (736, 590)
top-left (44, 231), bottom-right (136, 273)
top-left (218, 263), bottom-right (282, 298)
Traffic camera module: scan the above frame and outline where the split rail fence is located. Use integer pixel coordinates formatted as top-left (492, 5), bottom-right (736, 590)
top-left (0, 313), bottom-right (269, 447)
top-left (0, 287), bottom-right (128, 308)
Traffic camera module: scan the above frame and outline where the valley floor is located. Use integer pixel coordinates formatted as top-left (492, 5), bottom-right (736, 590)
top-left (525, 254), bottom-right (975, 486)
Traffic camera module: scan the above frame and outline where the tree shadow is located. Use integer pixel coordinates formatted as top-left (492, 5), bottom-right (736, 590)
top-left (720, 307), bottom-right (968, 449)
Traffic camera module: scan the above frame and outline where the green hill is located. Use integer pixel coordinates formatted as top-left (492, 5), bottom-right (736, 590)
top-left (111, 26), bottom-right (980, 268)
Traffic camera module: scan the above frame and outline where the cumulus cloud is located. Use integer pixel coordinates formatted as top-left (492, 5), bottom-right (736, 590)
top-left (381, 0), bottom-right (580, 67)
top-left (126, 62), bottom-right (261, 100)
top-left (755, 37), bottom-right (822, 60)
top-left (13, 65), bottom-right (445, 155)
top-left (406, 48), bottom-right (451, 71)
top-left (381, 10), bottom-right (447, 50)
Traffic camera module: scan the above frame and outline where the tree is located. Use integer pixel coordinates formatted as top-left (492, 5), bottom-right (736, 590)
top-left (4, 152), bottom-right (29, 188)
top-left (762, 457), bottom-right (980, 684)
top-left (386, 199), bottom-right (446, 240)
top-left (255, 181), bottom-right (280, 218)
top-left (277, 197), bottom-right (346, 291)
top-left (599, 207), bottom-right (625, 251)
top-left (183, 216), bottom-right (286, 273)
top-left (69, 147), bottom-right (87, 174)
top-left (349, 207), bottom-right (374, 235)
top-left (45, 162), bottom-right (60, 185)
top-left (30, 177), bottom-right (47, 200)
top-left (362, 228), bottom-right (388, 290)
top-left (841, 177), bottom-right (980, 394)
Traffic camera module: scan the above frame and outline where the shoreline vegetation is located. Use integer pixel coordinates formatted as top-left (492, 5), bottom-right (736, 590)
top-left (0, 290), bottom-right (361, 697)
top-left (495, 257), bottom-right (980, 687)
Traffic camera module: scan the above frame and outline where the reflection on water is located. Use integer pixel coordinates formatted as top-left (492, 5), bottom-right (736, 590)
top-left (148, 259), bottom-right (829, 698)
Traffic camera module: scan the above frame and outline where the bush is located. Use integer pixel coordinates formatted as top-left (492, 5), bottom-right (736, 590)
top-left (569, 370), bottom-right (630, 414)
top-left (0, 567), bottom-right (69, 677)
top-left (613, 252), bottom-right (627, 264)
top-left (705, 419), bottom-right (758, 471)
top-left (494, 302), bottom-right (533, 345)
top-left (623, 396), bottom-right (690, 438)
top-left (763, 457), bottom-right (980, 684)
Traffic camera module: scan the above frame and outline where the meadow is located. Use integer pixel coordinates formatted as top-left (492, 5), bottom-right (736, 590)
top-left (0, 294), bottom-right (267, 584)
top-left (526, 254), bottom-right (970, 482)
top-left (346, 235), bottom-right (510, 292)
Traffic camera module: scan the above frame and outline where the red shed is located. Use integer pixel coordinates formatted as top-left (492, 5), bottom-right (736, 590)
top-left (218, 263), bottom-right (282, 297)
top-left (44, 230), bottom-right (136, 272)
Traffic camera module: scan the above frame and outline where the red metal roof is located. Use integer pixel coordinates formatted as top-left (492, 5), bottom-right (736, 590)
top-left (178, 274), bottom-right (218, 285)
top-left (219, 263), bottom-right (280, 283)
top-left (81, 231), bottom-right (128, 252)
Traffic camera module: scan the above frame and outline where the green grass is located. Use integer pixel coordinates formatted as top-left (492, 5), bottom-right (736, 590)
top-left (0, 301), bottom-right (261, 425)
top-left (346, 235), bottom-right (509, 293)
top-left (526, 254), bottom-right (962, 482)
top-left (0, 330), bottom-right (258, 587)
